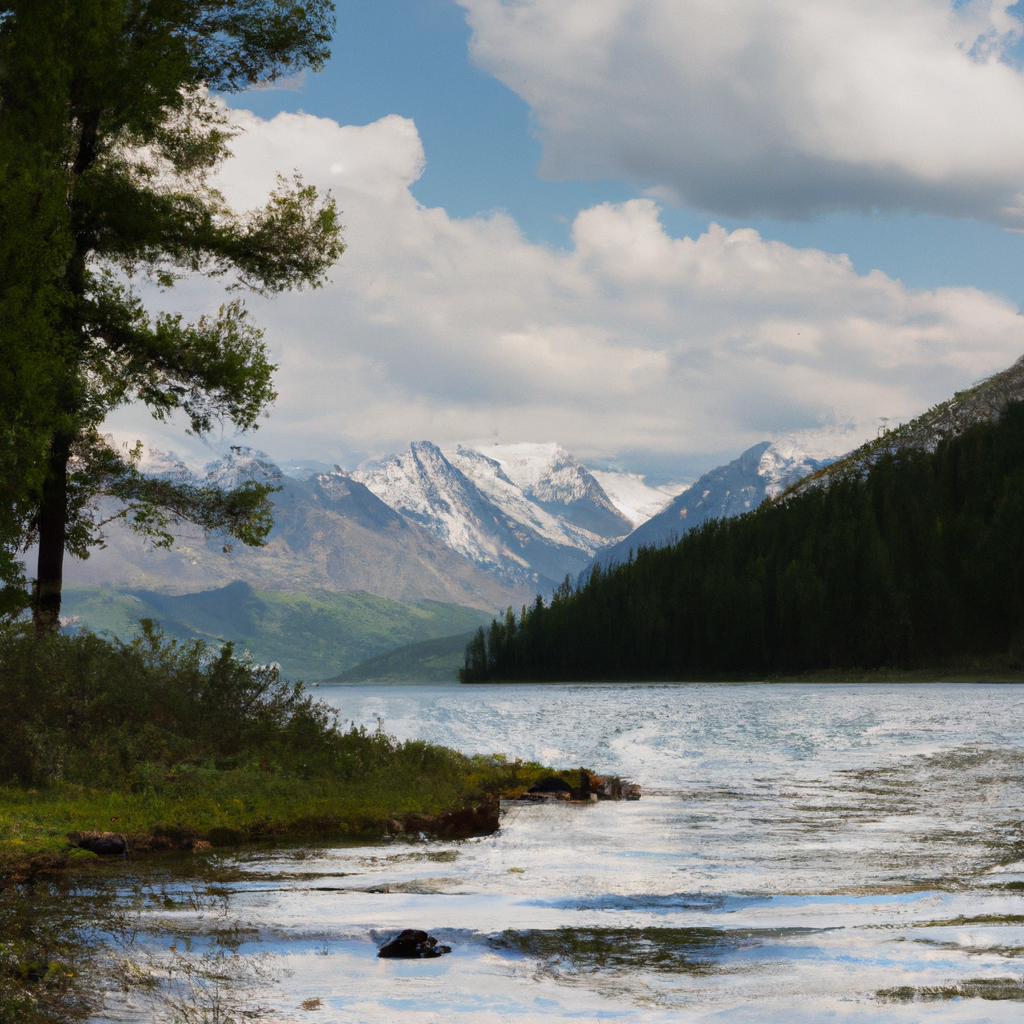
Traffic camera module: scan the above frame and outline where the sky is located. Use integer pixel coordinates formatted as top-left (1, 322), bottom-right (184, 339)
top-left (109, 0), bottom-right (1024, 483)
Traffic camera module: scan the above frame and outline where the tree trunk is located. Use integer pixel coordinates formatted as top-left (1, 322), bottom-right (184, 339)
top-left (33, 432), bottom-right (71, 634)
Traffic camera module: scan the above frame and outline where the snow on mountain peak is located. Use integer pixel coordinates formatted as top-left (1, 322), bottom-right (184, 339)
top-left (136, 449), bottom-right (196, 483)
top-left (351, 442), bottom-right (533, 576)
top-left (350, 441), bottom-right (621, 589)
top-left (484, 442), bottom-right (595, 504)
top-left (444, 445), bottom-right (605, 550)
top-left (757, 441), bottom-right (832, 499)
top-left (203, 448), bottom-right (283, 490)
top-left (590, 470), bottom-right (687, 528)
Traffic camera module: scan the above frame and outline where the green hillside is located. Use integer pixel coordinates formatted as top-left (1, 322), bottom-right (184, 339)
top-left (462, 400), bottom-right (1024, 681)
top-left (60, 582), bottom-right (492, 681)
top-left (324, 630), bottom-right (478, 684)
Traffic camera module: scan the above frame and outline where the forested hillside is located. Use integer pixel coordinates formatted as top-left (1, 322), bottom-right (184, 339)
top-left (462, 402), bottom-right (1024, 681)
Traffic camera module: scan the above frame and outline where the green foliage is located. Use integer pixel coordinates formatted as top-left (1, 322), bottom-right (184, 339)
top-left (0, 620), bottom-right (321, 788)
top-left (0, 1), bottom-right (343, 625)
top-left (0, 621), bottom-right (526, 806)
top-left (463, 402), bottom-right (1024, 680)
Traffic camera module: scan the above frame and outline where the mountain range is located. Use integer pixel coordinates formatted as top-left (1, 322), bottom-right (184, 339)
top-left (63, 440), bottom-right (671, 609)
top-left (56, 433), bottom-right (829, 679)
top-left (54, 353), bottom-right (1024, 680)
top-left (63, 435), bottom-right (837, 609)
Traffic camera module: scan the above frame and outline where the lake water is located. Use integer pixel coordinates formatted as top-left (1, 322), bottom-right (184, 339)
top-left (94, 682), bottom-right (1024, 1022)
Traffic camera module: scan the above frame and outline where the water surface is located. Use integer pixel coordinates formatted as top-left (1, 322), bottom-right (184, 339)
top-left (96, 683), bottom-right (1024, 1022)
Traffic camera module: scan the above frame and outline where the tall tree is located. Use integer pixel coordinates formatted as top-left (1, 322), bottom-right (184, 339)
top-left (0, 0), bottom-right (344, 630)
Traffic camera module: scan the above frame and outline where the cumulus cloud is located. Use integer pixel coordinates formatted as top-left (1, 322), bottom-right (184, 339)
top-left (458, 0), bottom-right (1024, 224)
top-left (106, 109), bottom-right (1024, 477)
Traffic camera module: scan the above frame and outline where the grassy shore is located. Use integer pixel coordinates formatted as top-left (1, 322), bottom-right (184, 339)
top-left (0, 621), bottom-right (574, 876)
top-left (0, 757), bottom-right (576, 874)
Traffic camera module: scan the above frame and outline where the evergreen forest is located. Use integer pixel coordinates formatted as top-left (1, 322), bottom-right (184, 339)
top-left (462, 402), bottom-right (1024, 681)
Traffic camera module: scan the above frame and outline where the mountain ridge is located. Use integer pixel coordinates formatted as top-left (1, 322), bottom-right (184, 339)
top-left (785, 353), bottom-right (1024, 499)
top-left (589, 440), bottom-right (830, 573)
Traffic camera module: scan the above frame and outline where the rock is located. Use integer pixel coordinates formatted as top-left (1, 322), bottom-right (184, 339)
top-left (528, 775), bottom-right (573, 794)
top-left (435, 800), bottom-right (499, 837)
top-left (621, 782), bottom-right (641, 800)
top-left (377, 929), bottom-right (451, 959)
top-left (69, 831), bottom-right (127, 855)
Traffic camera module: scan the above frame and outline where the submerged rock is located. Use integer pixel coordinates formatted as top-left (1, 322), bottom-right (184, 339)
top-left (377, 929), bottom-right (451, 959)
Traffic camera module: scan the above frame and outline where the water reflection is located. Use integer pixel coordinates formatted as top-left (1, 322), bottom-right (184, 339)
top-left (67, 683), bottom-right (1024, 1020)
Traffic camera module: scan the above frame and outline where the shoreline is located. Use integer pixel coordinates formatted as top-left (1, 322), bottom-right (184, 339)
top-left (0, 764), bottom-right (597, 877)
top-left (457, 667), bottom-right (1024, 685)
top-left (0, 781), bottom-right (504, 878)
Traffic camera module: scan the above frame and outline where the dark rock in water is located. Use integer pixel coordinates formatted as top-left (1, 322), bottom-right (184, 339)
top-left (70, 830), bottom-right (127, 855)
top-left (378, 929), bottom-right (451, 959)
top-left (436, 799), bottom-right (499, 838)
top-left (528, 775), bottom-right (572, 794)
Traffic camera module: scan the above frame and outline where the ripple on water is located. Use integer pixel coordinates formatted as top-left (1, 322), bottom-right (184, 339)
top-left (89, 683), bottom-right (1024, 1022)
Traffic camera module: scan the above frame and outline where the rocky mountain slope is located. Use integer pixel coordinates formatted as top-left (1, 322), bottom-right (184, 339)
top-left (63, 458), bottom-right (537, 612)
top-left (591, 441), bottom-right (829, 571)
top-left (351, 441), bottom-right (632, 590)
top-left (786, 354), bottom-right (1024, 497)
top-left (479, 442), bottom-right (634, 537)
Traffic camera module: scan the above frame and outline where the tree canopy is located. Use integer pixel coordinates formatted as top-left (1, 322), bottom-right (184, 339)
top-left (462, 403), bottom-right (1024, 681)
top-left (0, 0), bottom-right (344, 628)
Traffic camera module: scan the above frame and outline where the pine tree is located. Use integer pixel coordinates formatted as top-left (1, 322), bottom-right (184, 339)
top-left (0, 1), bottom-right (344, 629)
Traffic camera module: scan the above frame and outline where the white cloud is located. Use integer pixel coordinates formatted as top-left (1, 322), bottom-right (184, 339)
top-left (106, 109), bottom-right (1024, 477)
top-left (458, 0), bottom-right (1024, 224)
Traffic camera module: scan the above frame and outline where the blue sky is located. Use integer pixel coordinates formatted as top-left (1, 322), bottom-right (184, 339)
top-left (236, 0), bottom-right (1024, 305)
top-left (116, 0), bottom-right (1024, 481)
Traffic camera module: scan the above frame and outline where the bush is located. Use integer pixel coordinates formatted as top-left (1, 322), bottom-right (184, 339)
top-left (0, 621), bottom-right (411, 788)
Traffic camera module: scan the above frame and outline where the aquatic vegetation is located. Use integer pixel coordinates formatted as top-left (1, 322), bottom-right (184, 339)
top-left (877, 977), bottom-right (1024, 1002)
top-left (492, 926), bottom-right (742, 976)
top-left (0, 879), bottom-right (105, 1024)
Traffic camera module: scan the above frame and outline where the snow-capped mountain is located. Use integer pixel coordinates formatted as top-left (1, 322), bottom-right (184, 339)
top-left (203, 447), bottom-right (283, 490)
top-left (350, 441), bottom-right (615, 589)
top-left (444, 446), bottom-right (604, 551)
top-left (591, 440), bottom-right (830, 571)
top-left (589, 470), bottom-right (686, 529)
top-left (481, 442), bottom-right (634, 538)
top-left (135, 446), bottom-right (283, 491)
top-left (135, 449), bottom-right (196, 484)
top-left (65, 446), bottom-right (535, 611)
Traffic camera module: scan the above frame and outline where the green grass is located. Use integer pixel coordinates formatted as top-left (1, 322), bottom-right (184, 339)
top-left (60, 583), bottom-right (492, 680)
top-left (0, 769), bottom-right (490, 870)
top-left (0, 760), bottom-right (588, 872)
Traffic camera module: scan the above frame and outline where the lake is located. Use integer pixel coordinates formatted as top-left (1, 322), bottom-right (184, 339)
top-left (93, 682), bottom-right (1024, 1022)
